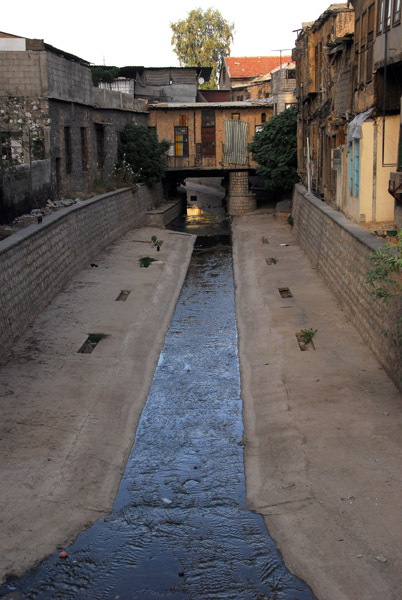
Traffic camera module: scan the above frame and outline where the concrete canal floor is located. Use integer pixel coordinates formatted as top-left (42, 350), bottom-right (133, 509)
top-left (0, 186), bottom-right (401, 598)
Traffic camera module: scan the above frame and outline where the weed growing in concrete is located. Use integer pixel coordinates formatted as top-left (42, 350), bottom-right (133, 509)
top-left (139, 256), bottom-right (157, 268)
top-left (366, 231), bottom-right (402, 302)
top-left (299, 328), bottom-right (317, 344)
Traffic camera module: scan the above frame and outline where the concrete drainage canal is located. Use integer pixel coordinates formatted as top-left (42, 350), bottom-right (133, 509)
top-left (1, 179), bottom-right (315, 599)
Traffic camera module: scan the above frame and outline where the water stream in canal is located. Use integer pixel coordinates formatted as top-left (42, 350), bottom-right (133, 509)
top-left (1, 179), bottom-right (315, 599)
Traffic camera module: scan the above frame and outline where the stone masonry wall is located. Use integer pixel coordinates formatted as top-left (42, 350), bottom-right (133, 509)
top-left (47, 51), bottom-right (94, 105)
top-left (292, 184), bottom-right (402, 390)
top-left (227, 171), bottom-right (256, 215)
top-left (0, 183), bottom-right (164, 363)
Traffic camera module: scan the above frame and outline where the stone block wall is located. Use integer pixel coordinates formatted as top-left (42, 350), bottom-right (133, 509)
top-left (47, 51), bottom-right (94, 105)
top-left (0, 184), bottom-right (164, 363)
top-left (292, 184), bottom-right (402, 390)
top-left (0, 51), bottom-right (47, 96)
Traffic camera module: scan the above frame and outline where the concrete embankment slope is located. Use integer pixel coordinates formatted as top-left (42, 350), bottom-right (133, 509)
top-left (232, 210), bottom-right (402, 600)
top-left (0, 227), bottom-right (195, 582)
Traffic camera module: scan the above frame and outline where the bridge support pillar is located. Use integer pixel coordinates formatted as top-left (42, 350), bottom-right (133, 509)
top-left (227, 171), bottom-right (256, 215)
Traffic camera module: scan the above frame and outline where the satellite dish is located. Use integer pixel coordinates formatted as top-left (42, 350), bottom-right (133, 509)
top-left (198, 77), bottom-right (205, 85)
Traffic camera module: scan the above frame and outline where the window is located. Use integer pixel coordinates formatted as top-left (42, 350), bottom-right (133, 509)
top-left (1, 131), bottom-right (12, 161)
top-left (286, 69), bottom-right (296, 80)
top-left (64, 126), bottom-right (72, 174)
top-left (349, 140), bottom-right (360, 197)
top-left (366, 4), bottom-right (375, 82)
top-left (80, 127), bottom-right (88, 171)
top-left (377, 0), bottom-right (385, 32)
top-left (354, 140), bottom-right (360, 196)
top-left (314, 43), bottom-right (322, 90)
top-left (378, 0), bottom-right (392, 31)
top-left (231, 113), bottom-right (240, 120)
top-left (261, 113), bottom-right (266, 123)
top-left (179, 115), bottom-right (187, 126)
top-left (359, 11), bottom-right (367, 84)
top-left (394, 0), bottom-right (401, 24)
top-left (201, 110), bottom-right (215, 157)
top-left (95, 124), bottom-right (105, 169)
top-left (385, 0), bottom-right (392, 28)
top-left (31, 128), bottom-right (45, 160)
top-left (174, 126), bottom-right (188, 156)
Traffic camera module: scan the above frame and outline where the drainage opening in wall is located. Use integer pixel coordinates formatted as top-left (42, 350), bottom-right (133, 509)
top-left (116, 290), bottom-right (131, 302)
top-left (278, 287), bottom-right (293, 298)
top-left (78, 333), bottom-right (109, 354)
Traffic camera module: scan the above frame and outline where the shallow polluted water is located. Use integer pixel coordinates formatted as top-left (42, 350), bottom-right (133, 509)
top-left (1, 180), bottom-right (315, 599)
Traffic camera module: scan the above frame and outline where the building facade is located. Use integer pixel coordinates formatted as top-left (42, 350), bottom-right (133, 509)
top-left (293, 4), bottom-right (355, 208)
top-left (98, 66), bottom-right (212, 104)
top-left (219, 56), bottom-right (292, 101)
top-left (148, 101), bottom-right (273, 214)
top-left (294, 2), bottom-right (402, 226)
top-left (0, 33), bottom-right (148, 222)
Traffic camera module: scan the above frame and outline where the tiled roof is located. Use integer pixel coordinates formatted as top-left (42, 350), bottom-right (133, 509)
top-left (225, 56), bottom-right (293, 79)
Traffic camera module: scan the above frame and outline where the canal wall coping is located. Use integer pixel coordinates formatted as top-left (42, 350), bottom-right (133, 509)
top-left (0, 183), bottom-right (164, 363)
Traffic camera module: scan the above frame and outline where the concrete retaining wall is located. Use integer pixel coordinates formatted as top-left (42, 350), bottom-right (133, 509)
top-left (292, 184), bottom-right (402, 390)
top-left (0, 183), bottom-right (163, 363)
top-left (144, 199), bottom-right (184, 227)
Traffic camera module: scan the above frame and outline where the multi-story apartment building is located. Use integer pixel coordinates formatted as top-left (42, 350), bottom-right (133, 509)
top-left (294, 1), bottom-right (402, 227)
top-left (293, 4), bottom-right (355, 206)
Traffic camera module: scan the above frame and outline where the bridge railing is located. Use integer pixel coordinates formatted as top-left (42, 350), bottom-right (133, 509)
top-left (165, 147), bottom-right (254, 170)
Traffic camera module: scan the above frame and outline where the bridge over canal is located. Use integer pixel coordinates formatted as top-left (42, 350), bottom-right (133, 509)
top-left (149, 100), bottom-right (272, 214)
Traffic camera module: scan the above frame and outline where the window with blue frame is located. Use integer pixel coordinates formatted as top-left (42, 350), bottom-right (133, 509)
top-left (354, 139), bottom-right (360, 197)
top-left (349, 140), bottom-right (360, 197)
top-left (349, 142), bottom-right (353, 195)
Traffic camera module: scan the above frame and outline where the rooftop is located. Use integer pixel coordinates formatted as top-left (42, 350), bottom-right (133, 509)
top-left (224, 56), bottom-right (293, 79)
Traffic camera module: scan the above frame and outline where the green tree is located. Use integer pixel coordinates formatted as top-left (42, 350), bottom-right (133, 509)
top-left (117, 124), bottom-right (170, 185)
top-left (248, 106), bottom-right (299, 195)
top-left (170, 8), bottom-right (234, 88)
top-left (91, 66), bottom-right (120, 87)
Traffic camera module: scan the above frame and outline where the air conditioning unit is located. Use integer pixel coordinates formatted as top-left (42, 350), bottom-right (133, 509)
top-left (389, 172), bottom-right (402, 200)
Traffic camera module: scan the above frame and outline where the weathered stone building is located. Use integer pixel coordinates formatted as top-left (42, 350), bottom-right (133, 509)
top-left (270, 62), bottom-right (297, 114)
top-left (293, 4), bottom-right (355, 207)
top-left (294, 1), bottom-right (402, 226)
top-left (0, 32), bottom-right (148, 222)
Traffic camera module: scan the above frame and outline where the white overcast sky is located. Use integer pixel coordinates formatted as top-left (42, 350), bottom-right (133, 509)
top-left (3, 1), bottom-right (336, 67)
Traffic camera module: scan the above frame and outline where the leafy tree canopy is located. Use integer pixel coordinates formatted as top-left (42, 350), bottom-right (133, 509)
top-left (117, 123), bottom-right (170, 185)
top-left (171, 8), bottom-right (234, 88)
top-left (248, 106), bottom-right (299, 195)
top-left (91, 66), bottom-right (120, 86)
